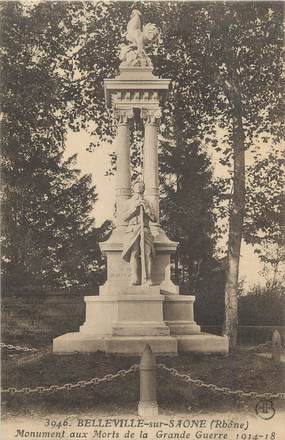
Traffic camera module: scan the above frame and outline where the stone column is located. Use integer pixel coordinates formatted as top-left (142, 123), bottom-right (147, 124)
top-left (114, 109), bottom-right (133, 227)
top-left (142, 109), bottom-right (162, 223)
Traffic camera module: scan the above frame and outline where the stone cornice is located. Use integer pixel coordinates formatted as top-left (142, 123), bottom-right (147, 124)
top-left (104, 78), bottom-right (170, 108)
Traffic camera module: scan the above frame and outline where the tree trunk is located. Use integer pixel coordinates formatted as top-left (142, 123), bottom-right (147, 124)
top-left (205, 31), bottom-right (245, 348)
top-left (223, 87), bottom-right (245, 349)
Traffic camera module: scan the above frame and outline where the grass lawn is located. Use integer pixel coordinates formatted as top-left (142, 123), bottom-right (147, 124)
top-left (1, 294), bottom-right (285, 417)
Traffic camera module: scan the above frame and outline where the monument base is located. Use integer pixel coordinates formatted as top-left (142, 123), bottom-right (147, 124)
top-left (53, 333), bottom-right (177, 355)
top-left (53, 332), bottom-right (228, 355)
top-left (176, 334), bottom-right (229, 354)
top-left (53, 288), bottom-right (229, 355)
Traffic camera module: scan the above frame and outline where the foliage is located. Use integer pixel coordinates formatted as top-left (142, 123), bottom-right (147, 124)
top-left (239, 283), bottom-right (285, 326)
top-left (0, 1), bottom-right (107, 290)
top-left (160, 141), bottom-right (216, 291)
top-left (194, 259), bottom-right (225, 326)
top-left (245, 148), bottom-right (285, 249)
top-left (1, 1), bottom-right (284, 309)
top-left (71, 1), bottom-right (284, 247)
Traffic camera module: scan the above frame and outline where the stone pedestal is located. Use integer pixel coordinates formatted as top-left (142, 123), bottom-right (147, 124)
top-left (164, 295), bottom-right (201, 335)
top-left (53, 64), bottom-right (229, 356)
top-left (99, 227), bottom-right (178, 293)
top-left (53, 278), bottom-right (228, 355)
top-left (53, 290), bottom-right (178, 355)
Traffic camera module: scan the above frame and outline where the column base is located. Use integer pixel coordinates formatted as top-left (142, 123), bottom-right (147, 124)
top-left (138, 401), bottom-right (158, 417)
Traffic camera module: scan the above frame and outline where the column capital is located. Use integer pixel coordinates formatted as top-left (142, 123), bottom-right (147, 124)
top-left (141, 108), bottom-right (162, 126)
top-left (113, 109), bottom-right (134, 125)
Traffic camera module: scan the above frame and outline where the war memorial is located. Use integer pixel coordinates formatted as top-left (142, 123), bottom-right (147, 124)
top-left (53, 9), bottom-right (228, 356)
top-left (2, 4), bottom-right (285, 438)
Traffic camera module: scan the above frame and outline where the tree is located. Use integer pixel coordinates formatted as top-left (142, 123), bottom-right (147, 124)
top-left (160, 139), bottom-right (216, 292)
top-left (3, 2), bottom-right (283, 343)
top-left (199, 3), bottom-right (284, 347)
top-left (1, 1), bottom-right (106, 290)
top-left (40, 2), bottom-right (284, 347)
top-left (144, 2), bottom-right (283, 346)
top-left (157, 1), bottom-right (284, 347)
top-left (245, 148), bottom-right (284, 246)
top-left (243, 144), bottom-right (285, 291)
top-left (259, 242), bottom-right (285, 290)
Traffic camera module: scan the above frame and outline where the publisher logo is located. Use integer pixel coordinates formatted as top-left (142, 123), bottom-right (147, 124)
top-left (255, 399), bottom-right (275, 420)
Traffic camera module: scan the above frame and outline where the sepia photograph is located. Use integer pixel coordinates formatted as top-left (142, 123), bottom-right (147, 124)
top-left (1, 1), bottom-right (284, 439)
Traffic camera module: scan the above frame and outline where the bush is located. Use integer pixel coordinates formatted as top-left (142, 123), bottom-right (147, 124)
top-left (238, 284), bottom-right (285, 326)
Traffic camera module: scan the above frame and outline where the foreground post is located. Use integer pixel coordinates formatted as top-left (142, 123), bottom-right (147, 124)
top-left (272, 330), bottom-right (281, 363)
top-left (138, 345), bottom-right (158, 417)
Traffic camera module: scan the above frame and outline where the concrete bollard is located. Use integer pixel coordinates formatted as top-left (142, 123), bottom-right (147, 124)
top-left (138, 344), bottom-right (158, 417)
top-left (272, 330), bottom-right (281, 363)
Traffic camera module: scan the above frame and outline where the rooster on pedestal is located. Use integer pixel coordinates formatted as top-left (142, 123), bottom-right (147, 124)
top-left (119, 9), bottom-right (159, 68)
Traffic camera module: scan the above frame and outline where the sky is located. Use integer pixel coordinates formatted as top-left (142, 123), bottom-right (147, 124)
top-left (65, 128), bottom-right (265, 289)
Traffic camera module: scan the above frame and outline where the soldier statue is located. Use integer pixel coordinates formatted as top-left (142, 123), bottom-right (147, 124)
top-left (122, 180), bottom-right (156, 285)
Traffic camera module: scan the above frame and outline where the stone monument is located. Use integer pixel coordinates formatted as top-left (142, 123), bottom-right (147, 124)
top-left (53, 10), bottom-right (228, 355)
